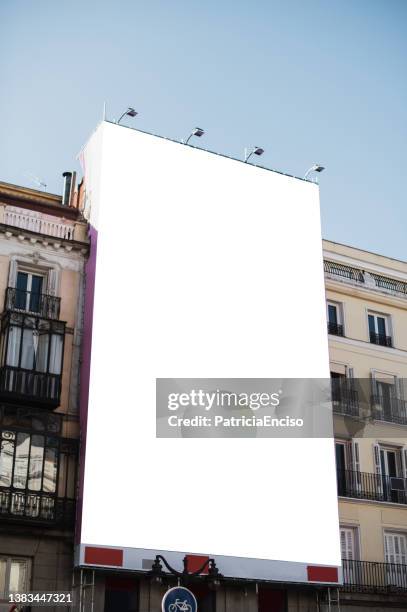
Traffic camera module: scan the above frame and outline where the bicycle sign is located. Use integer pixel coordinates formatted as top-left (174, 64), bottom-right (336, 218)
top-left (162, 587), bottom-right (197, 612)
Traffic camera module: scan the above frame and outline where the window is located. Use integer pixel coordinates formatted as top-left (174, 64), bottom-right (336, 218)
top-left (0, 408), bottom-right (77, 523)
top-left (368, 312), bottom-right (392, 347)
top-left (373, 443), bottom-right (407, 504)
top-left (0, 313), bottom-right (65, 375)
top-left (15, 271), bottom-right (44, 313)
top-left (327, 301), bottom-right (344, 336)
top-left (0, 556), bottom-right (30, 600)
top-left (340, 527), bottom-right (358, 560)
top-left (385, 532), bottom-right (407, 565)
top-left (384, 532), bottom-right (407, 587)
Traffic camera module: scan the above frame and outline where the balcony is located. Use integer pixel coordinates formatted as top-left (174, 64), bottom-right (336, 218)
top-left (4, 205), bottom-right (75, 240)
top-left (0, 488), bottom-right (75, 528)
top-left (371, 395), bottom-right (407, 426)
top-left (369, 331), bottom-right (392, 347)
top-left (0, 366), bottom-right (61, 408)
top-left (337, 469), bottom-right (407, 504)
top-left (342, 559), bottom-right (407, 593)
top-left (327, 321), bottom-right (344, 336)
top-left (331, 378), bottom-right (359, 417)
top-left (5, 287), bottom-right (61, 320)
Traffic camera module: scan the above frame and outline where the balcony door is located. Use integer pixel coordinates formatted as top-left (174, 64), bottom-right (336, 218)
top-left (380, 447), bottom-right (401, 503)
top-left (376, 380), bottom-right (395, 422)
top-left (15, 271), bottom-right (43, 314)
top-left (384, 532), bottom-right (407, 588)
top-left (340, 527), bottom-right (358, 586)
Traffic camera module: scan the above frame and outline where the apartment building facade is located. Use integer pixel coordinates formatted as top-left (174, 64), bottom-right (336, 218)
top-left (325, 239), bottom-right (407, 610)
top-left (0, 180), bottom-right (88, 611)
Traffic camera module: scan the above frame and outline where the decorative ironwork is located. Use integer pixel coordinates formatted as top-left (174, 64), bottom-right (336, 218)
top-left (0, 366), bottom-right (61, 407)
top-left (5, 287), bottom-right (61, 320)
top-left (369, 273), bottom-right (407, 297)
top-left (150, 555), bottom-right (222, 588)
top-left (371, 395), bottom-right (407, 426)
top-left (369, 331), bottom-right (392, 347)
top-left (0, 489), bottom-right (75, 527)
top-left (324, 260), bottom-right (365, 283)
top-left (337, 469), bottom-right (407, 505)
top-left (331, 378), bottom-right (359, 417)
top-left (341, 559), bottom-right (407, 592)
top-left (327, 322), bottom-right (344, 336)
top-left (0, 420), bottom-right (77, 527)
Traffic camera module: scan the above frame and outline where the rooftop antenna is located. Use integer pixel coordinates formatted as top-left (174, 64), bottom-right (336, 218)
top-left (25, 172), bottom-right (47, 191)
top-left (244, 146), bottom-right (264, 163)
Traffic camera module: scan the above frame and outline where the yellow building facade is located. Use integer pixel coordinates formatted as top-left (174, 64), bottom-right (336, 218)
top-left (324, 239), bottom-right (407, 609)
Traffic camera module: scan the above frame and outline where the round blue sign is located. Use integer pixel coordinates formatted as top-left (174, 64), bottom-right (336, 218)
top-left (162, 586), bottom-right (198, 612)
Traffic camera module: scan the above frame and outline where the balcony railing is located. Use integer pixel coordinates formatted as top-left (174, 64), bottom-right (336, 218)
top-left (342, 559), bottom-right (407, 592)
top-left (337, 469), bottom-right (407, 504)
top-left (0, 366), bottom-right (61, 408)
top-left (371, 395), bottom-right (407, 426)
top-left (5, 287), bottom-right (61, 320)
top-left (0, 488), bottom-right (75, 528)
top-left (331, 379), bottom-right (359, 417)
top-left (369, 331), bottom-right (392, 347)
top-left (4, 206), bottom-right (75, 240)
top-left (327, 321), bottom-right (344, 336)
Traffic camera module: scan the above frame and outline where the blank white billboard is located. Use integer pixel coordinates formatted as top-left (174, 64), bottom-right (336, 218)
top-left (77, 121), bottom-right (341, 582)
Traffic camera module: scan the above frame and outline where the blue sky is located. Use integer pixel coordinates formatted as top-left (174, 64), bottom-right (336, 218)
top-left (1, 0), bottom-right (406, 259)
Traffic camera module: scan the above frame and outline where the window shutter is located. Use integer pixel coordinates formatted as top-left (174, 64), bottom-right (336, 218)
top-left (8, 259), bottom-right (18, 287)
top-left (347, 367), bottom-right (354, 379)
top-left (340, 528), bottom-right (355, 560)
top-left (373, 443), bottom-right (382, 476)
top-left (352, 441), bottom-right (360, 472)
top-left (401, 446), bottom-right (407, 481)
top-left (373, 443), bottom-right (383, 495)
top-left (47, 269), bottom-right (59, 296)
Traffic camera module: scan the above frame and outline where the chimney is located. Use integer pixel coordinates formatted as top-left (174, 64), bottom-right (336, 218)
top-left (62, 171), bottom-right (76, 206)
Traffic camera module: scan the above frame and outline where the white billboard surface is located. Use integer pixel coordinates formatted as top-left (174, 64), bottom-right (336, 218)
top-left (78, 121), bottom-right (340, 580)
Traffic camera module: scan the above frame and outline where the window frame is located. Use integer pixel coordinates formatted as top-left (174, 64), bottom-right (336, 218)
top-left (367, 310), bottom-right (392, 346)
top-left (0, 555), bottom-right (31, 600)
top-left (326, 300), bottom-right (344, 336)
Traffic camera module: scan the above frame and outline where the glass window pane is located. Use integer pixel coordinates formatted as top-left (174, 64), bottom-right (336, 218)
top-left (0, 558), bottom-right (6, 597)
top-left (6, 326), bottom-right (22, 367)
top-left (328, 304), bottom-right (337, 324)
top-left (28, 435), bottom-right (44, 491)
top-left (16, 272), bottom-right (28, 310)
top-left (43, 447), bottom-right (58, 493)
top-left (29, 276), bottom-right (43, 313)
top-left (368, 314), bottom-right (375, 334)
top-left (9, 559), bottom-right (28, 592)
top-left (377, 317), bottom-right (386, 336)
top-left (36, 333), bottom-right (49, 373)
top-left (20, 329), bottom-right (35, 370)
top-left (13, 433), bottom-right (30, 489)
top-left (49, 334), bottom-right (63, 374)
top-left (0, 435), bottom-right (15, 487)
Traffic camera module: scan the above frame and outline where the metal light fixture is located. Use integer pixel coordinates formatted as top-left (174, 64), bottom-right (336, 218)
top-left (303, 164), bottom-right (325, 180)
top-left (244, 147), bottom-right (264, 163)
top-left (117, 107), bottom-right (138, 124)
top-left (184, 127), bottom-right (205, 144)
top-left (149, 554), bottom-right (222, 587)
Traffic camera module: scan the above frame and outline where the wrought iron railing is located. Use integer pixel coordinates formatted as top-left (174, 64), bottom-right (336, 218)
top-left (337, 469), bottom-right (407, 504)
top-left (0, 366), bottom-right (61, 407)
top-left (341, 559), bottom-right (407, 592)
top-left (331, 378), bottom-right (359, 417)
top-left (369, 331), bottom-right (392, 347)
top-left (327, 322), bottom-right (344, 336)
top-left (5, 287), bottom-right (61, 319)
top-left (0, 487), bottom-right (75, 527)
top-left (324, 260), bottom-right (365, 283)
top-left (371, 395), bottom-right (407, 426)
